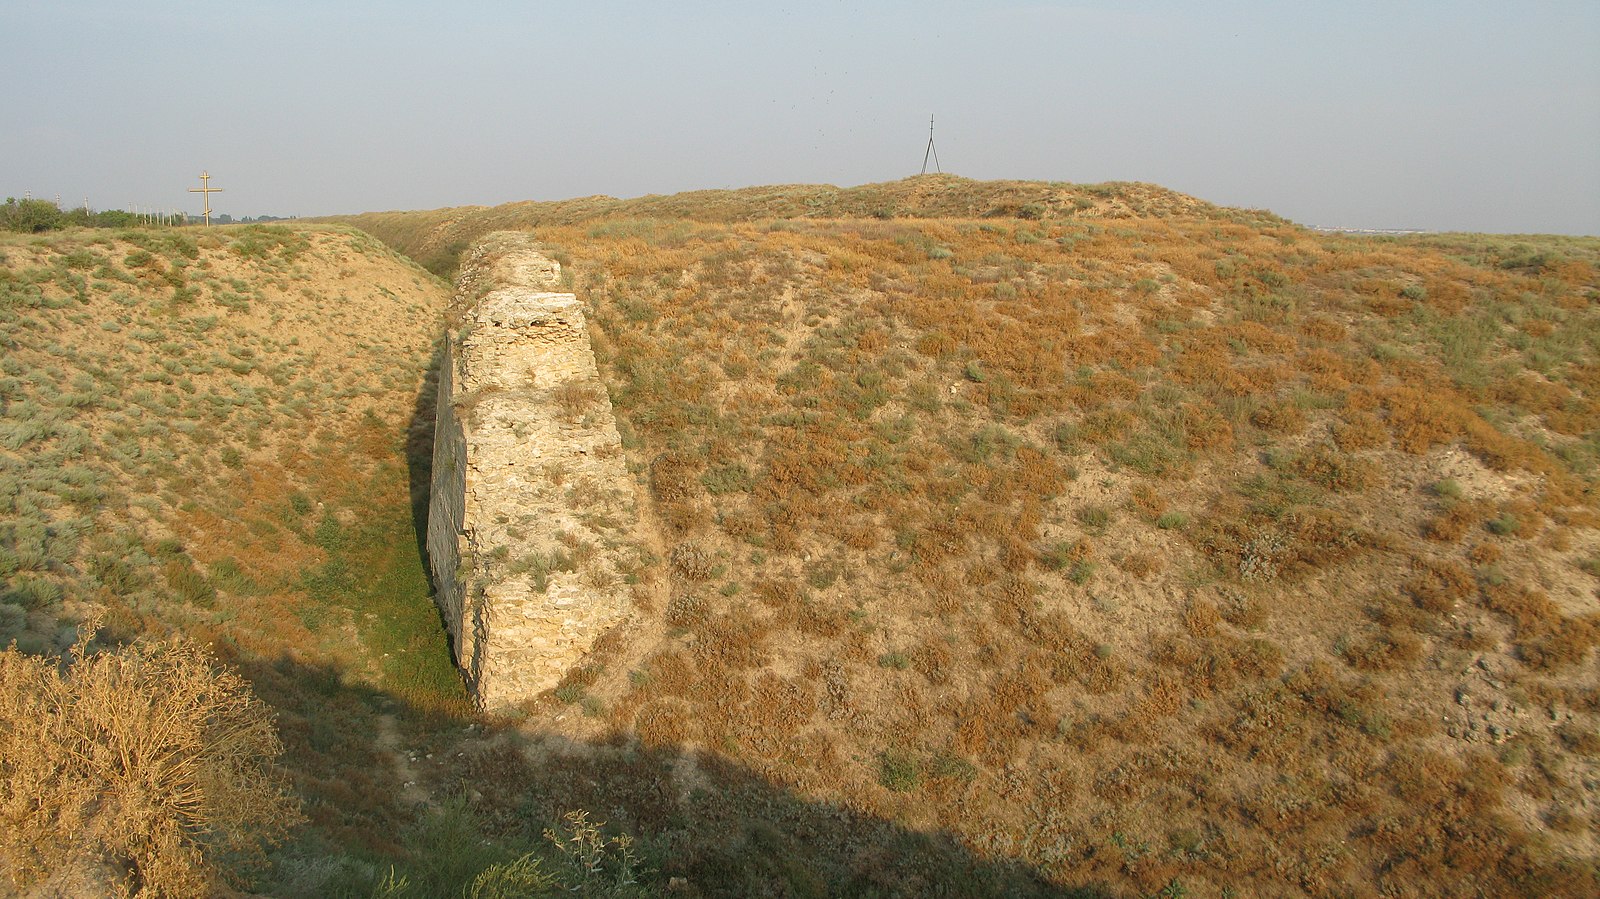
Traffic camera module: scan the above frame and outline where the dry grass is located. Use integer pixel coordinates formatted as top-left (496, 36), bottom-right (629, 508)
top-left (15, 180), bottom-right (1600, 895)
top-left (0, 224), bottom-right (457, 698)
top-left (453, 194), bottom-right (1600, 895)
top-left (0, 626), bottom-right (301, 896)
top-left (0, 225), bottom-right (469, 891)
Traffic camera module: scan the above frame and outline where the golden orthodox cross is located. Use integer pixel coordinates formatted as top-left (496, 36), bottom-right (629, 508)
top-left (188, 171), bottom-right (223, 226)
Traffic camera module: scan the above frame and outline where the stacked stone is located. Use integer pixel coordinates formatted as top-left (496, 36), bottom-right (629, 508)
top-left (428, 233), bottom-right (637, 711)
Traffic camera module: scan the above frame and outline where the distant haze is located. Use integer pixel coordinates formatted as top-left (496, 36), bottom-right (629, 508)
top-left (4, 1), bottom-right (1597, 234)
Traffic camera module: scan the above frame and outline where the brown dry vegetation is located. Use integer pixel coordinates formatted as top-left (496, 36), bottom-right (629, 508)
top-left (340, 177), bottom-right (1600, 896)
top-left (330, 174), bottom-right (1256, 279)
top-left (6, 177), bottom-right (1599, 896)
top-left (0, 629), bottom-right (300, 896)
top-left (0, 225), bottom-right (478, 895)
top-left (0, 225), bottom-right (455, 696)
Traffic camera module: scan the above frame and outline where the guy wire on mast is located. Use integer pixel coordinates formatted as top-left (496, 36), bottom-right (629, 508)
top-left (921, 114), bottom-right (942, 175)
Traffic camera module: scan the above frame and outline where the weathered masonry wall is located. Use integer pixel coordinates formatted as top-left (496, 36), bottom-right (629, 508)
top-left (428, 232), bottom-right (639, 711)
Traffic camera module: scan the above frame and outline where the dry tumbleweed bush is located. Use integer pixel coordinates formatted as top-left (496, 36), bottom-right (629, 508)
top-left (0, 625), bottom-right (301, 897)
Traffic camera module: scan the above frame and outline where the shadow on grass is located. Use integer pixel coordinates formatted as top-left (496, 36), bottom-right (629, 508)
top-left (233, 651), bottom-right (1105, 899)
top-left (404, 338), bottom-right (444, 581)
top-left (257, 292), bottom-right (1097, 895)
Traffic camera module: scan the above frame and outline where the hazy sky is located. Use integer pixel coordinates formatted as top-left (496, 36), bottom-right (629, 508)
top-left (4, 1), bottom-right (1597, 233)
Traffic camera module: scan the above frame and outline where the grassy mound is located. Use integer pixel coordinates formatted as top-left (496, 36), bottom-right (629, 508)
top-left (9, 174), bottom-right (1600, 896)
top-left (0, 224), bottom-right (484, 895)
top-left (328, 174), bottom-right (1280, 278)
top-left (488, 194), bottom-right (1598, 896)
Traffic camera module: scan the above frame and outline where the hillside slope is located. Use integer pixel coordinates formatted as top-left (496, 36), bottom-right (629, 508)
top-left (326, 174), bottom-right (1279, 278)
top-left (404, 188), bottom-right (1600, 895)
top-left (8, 177), bottom-right (1600, 896)
top-left (1, 224), bottom-right (450, 675)
top-left (0, 225), bottom-right (485, 893)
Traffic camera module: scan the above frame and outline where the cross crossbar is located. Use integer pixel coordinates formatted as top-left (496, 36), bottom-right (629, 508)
top-left (188, 171), bottom-right (224, 226)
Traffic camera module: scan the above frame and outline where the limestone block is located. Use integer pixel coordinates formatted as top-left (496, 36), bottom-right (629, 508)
top-left (427, 233), bottom-right (639, 712)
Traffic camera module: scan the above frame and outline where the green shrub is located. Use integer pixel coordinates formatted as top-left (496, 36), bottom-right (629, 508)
top-left (878, 749), bottom-right (921, 792)
top-left (877, 651), bottom-right (910, 670)
top-left (700, 463), bottom-right (753, 495)
top-left (1068, 560), bottom-right (1098, 585)
top-left (1076, 506), bottom-right (1112, 532)
top-left (1, 577), bottom-right (63, 611)
top-left (1039, 542), bottom-right (1075, 571)
top-left (955, 425), bottom-right (1018, 463)
top-left (1487, 513), bottom-right (1520, 536)
top-left (163, 556), bottom-right (217, 608)
top-left (928, 753), bottom-right (978, 783)
top-left (0, 198), bottom-right (64, 233)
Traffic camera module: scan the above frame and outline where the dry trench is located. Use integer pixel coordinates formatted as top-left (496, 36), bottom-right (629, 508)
top-left (427, 232), bottom-right (643, 711)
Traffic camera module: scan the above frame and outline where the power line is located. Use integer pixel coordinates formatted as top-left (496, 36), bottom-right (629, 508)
top-left (920, 114), bottom-right (941, 175)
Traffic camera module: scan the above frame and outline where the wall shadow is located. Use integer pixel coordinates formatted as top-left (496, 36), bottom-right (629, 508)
top-left (345, 277), bottom-right (1097, 896)
top-left (233, 650), bottom-right (1107, 899)
top-left (404, 338), bottom-right (445, 584)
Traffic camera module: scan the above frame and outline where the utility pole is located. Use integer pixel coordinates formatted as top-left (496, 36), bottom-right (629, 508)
top-left (188, 170), bottom-right (223, 226)
top-left (921, 114), bottom-right (941, 175)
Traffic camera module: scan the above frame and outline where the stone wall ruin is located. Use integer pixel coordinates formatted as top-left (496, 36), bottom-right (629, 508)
top-left (427, 232), bottom-right (638, 711)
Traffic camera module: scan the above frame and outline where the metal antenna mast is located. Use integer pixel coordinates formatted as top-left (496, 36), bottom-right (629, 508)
top-left (920, 114), bottom-right (941, 175)
top-left (188, 170), bottom-right (223, 226)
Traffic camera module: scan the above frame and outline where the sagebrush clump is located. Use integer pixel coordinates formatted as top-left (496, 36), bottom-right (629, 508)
top-left (0, 625), bottom-right (301, 896)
